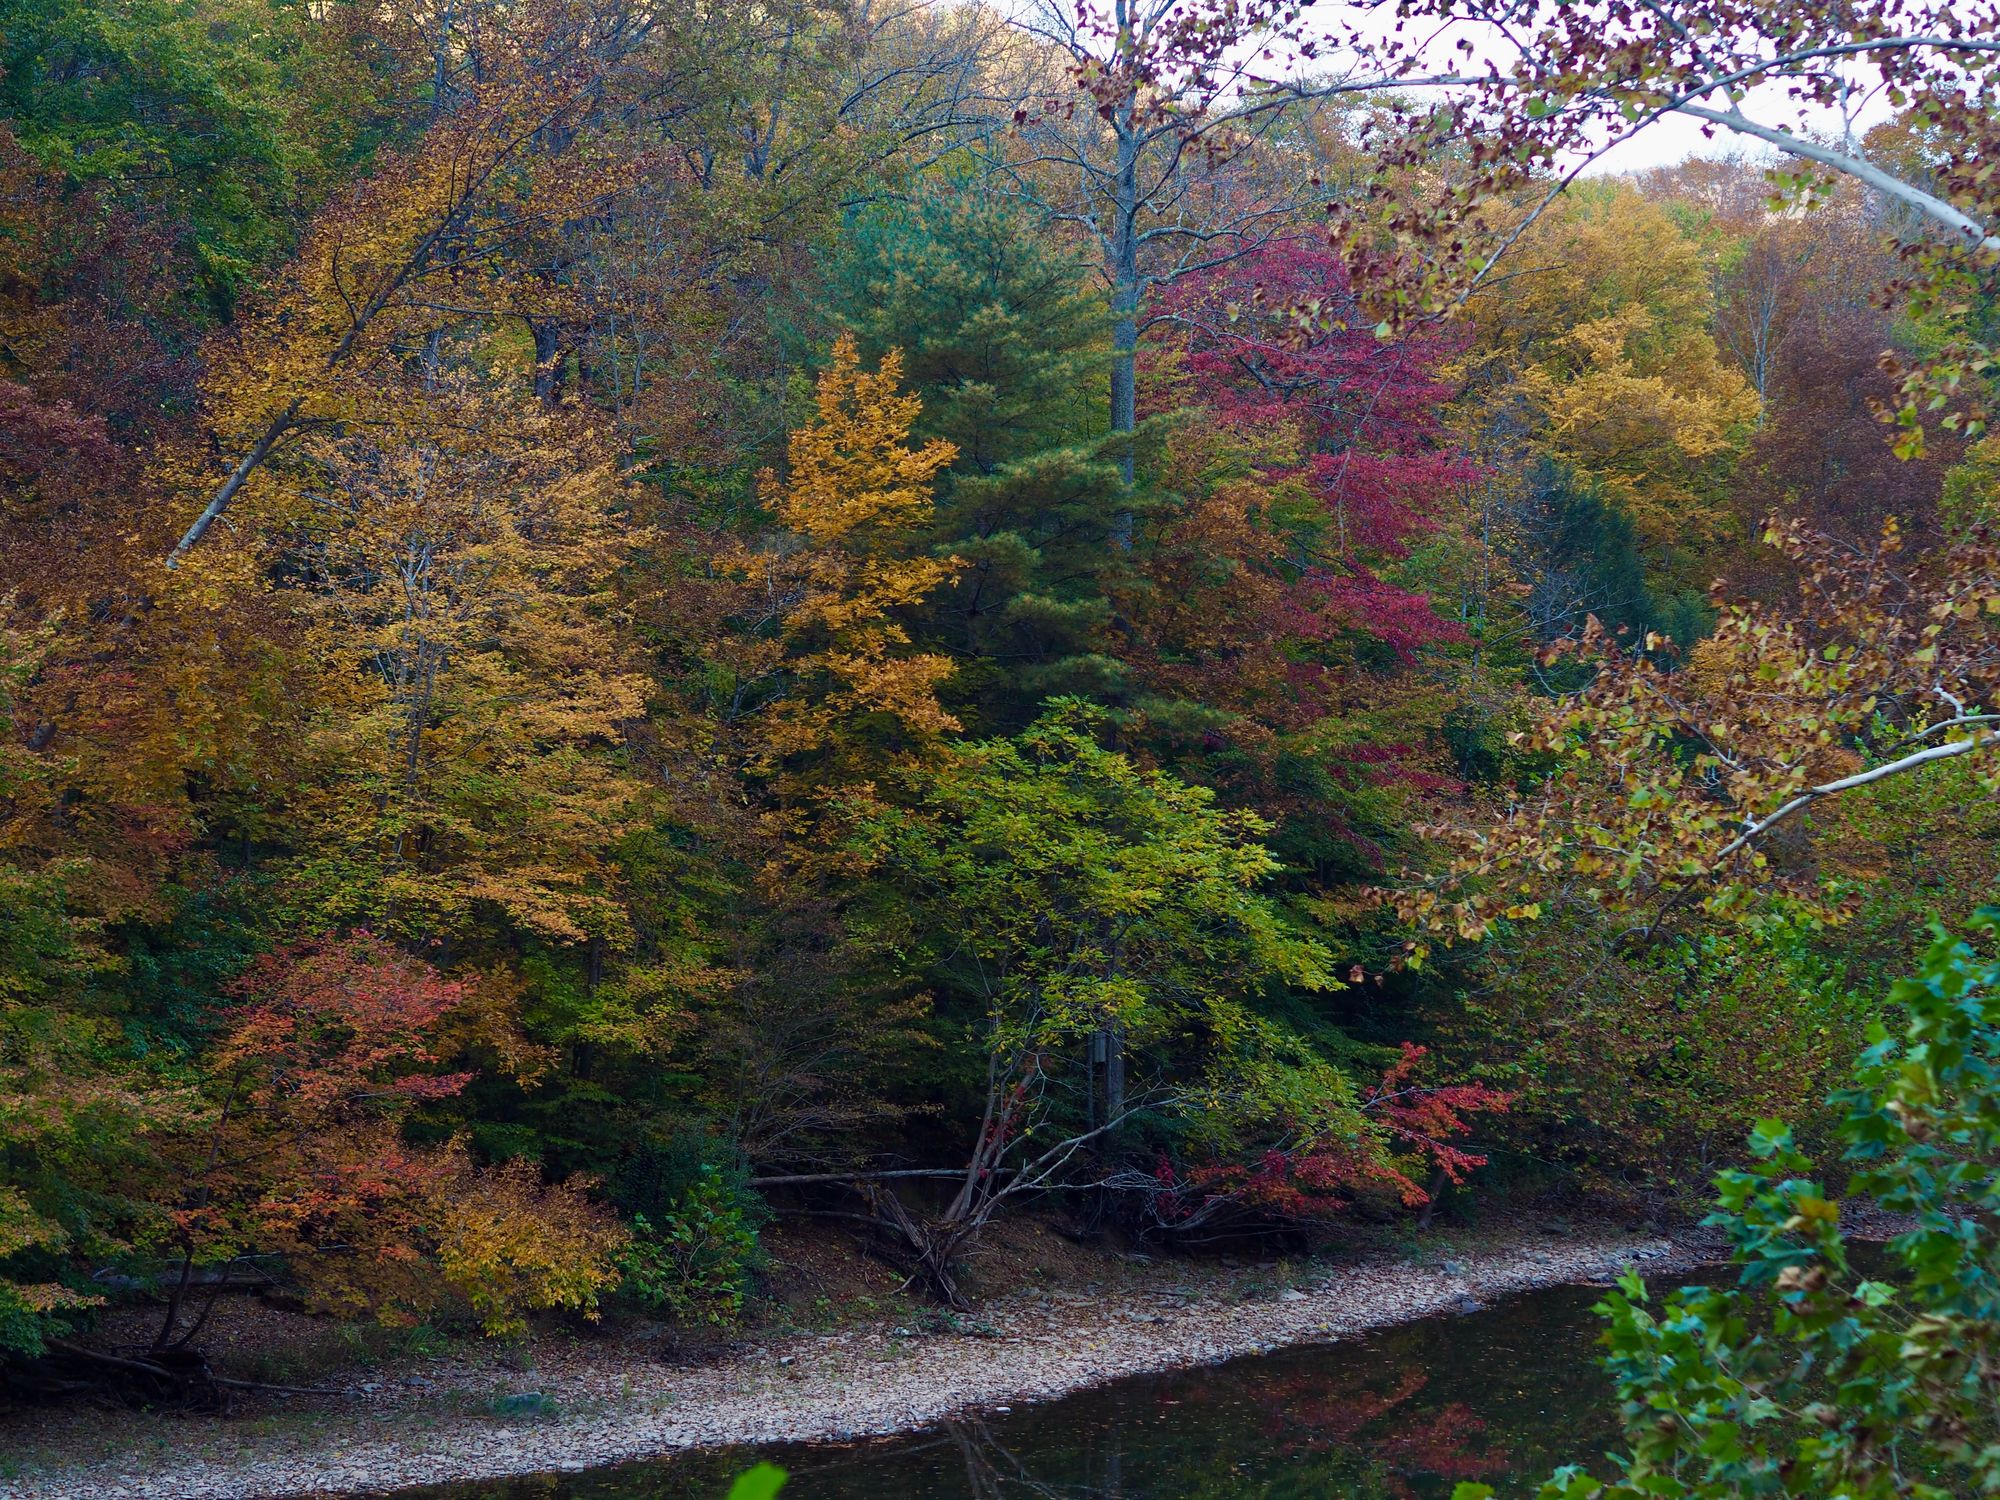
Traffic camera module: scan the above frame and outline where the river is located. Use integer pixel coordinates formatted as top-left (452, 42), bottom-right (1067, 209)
top-left (399, 1275), bottom-right (1642, 1499)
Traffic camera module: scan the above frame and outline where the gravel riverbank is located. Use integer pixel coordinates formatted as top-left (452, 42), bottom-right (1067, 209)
top-left (1, 1221), bottom-right (1703, 1500)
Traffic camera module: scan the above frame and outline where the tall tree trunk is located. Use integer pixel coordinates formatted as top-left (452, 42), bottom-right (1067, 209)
top-left (1095, 941), bottom-right (1126, 1130)
top-left (1109, 282), bottom-right (1137, 489)
top-left (531, 319), bottom-right (566, 406)
top-left (1106, 103), bottom-right (1141, 547)
top-left (432, 0), bottom-right (456, 120)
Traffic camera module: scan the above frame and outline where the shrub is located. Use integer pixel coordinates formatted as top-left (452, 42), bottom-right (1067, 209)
top-left (614, 1166), bottom-right (761, 1327)
top-left (1458, 909), bottom-right (2000, 1499)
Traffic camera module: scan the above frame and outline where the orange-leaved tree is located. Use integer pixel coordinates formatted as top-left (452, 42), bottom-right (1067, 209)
top-left (152, 933), bottom-right (624, 1361)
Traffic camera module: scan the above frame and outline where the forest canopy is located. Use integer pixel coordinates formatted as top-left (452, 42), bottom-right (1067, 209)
top-left (1, 0), bottom-right (1996, 1393)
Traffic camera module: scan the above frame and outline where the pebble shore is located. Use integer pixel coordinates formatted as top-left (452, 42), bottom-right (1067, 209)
top-left (2, 1224), bottom-right (1699, 1500)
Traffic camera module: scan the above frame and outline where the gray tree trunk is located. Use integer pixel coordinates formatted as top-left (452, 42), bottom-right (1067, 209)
top-left (1106, 85), bottom-right (1142, 545)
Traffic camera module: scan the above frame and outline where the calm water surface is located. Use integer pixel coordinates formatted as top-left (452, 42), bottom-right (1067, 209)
top-left (405, 1274), bottom-right (1662, 1500)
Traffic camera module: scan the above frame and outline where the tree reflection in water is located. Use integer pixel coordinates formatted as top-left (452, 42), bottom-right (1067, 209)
top-left (912, 1358), bottom-right (1507, 1500)
top-left (396, 1278), bottom-right (1633, 1500)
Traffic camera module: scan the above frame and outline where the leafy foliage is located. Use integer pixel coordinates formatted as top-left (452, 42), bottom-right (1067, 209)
top-left (1473, 184), bottom-right (1760, 577)
top-left (613, 1168), bottom-right (762, 1327)
top-left (1457, 911), bottom-right (2000, 1499)
top-left (157, 933), bottom-right (624, 1336)
top-left (839, 702), bottom-right (1496, 1284)
top-left (859, 700), bottom-right (1340, 1102)
top-left (1403, 517), bottom-right (2000, 949)
top-left (739, 335), bottom-right (961, 776)
top-left (5, 0), bottom-right (1995, 1393)
top-left (820, 186), bottom-right (1127, 728)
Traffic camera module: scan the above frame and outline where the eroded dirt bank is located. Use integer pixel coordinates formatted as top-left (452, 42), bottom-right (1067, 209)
top-left (0, 1218), bottom-right (1703, 1500)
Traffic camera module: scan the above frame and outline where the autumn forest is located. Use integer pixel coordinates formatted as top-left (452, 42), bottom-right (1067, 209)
top-left (4, 0), bottom-right (2000, 1482)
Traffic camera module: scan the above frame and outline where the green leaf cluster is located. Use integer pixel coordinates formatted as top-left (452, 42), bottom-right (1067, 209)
top-left (1460, 909), bottom-right (2000, 1499)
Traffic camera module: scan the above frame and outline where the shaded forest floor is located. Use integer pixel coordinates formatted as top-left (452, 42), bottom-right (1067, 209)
top-left (0, 1211), bottom-right (1706, 1499)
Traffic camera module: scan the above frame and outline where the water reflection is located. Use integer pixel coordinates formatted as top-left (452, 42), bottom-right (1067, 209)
top-left (405, 1279), bottom-right (1637, 1499)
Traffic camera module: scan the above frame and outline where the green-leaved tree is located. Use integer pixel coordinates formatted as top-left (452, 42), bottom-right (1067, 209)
top-left (847, 700), bottom-right (1365, 1302)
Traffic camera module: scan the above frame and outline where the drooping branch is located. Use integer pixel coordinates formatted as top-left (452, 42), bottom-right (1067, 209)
top-left (1712, 726), bottom-right (1998, 868)
top-left (1672, 103), bottom-right (1999, 255)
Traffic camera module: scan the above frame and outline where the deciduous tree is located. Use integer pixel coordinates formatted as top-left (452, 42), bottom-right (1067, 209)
top-left (846, 700), bottom-right (1352, 1300)
top-left (156, 933), bottom-right (623, 1350)
top-left (1400, 515), bottom-right (2000, 952)
top-left (726, 336), bottom-right (961, 819)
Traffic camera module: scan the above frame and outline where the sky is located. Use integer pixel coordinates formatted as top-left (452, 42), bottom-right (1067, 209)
top-left (996, 0), bottom-right (1905, 183)
top-left (1275, 1), bottom-right (1904, 179)
top-left (1576, 84), bottom-right (1900, 177)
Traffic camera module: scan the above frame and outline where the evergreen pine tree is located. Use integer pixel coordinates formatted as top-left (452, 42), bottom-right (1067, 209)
top-left (820, 187), bottom-right (1130, 732)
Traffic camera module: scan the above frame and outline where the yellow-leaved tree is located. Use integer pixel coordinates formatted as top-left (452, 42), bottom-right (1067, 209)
top-left (728, 336), bottom-right (960, 836)
top-left (155, 0), bottom-right (644, 572)
top-left (279, 365), bottom-right (651, 951)
top-left (1472, 182), bottom-right (1760, 572)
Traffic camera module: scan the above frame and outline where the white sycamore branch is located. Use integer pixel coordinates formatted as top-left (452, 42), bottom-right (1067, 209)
top-left (1713, 721), bottom-right (1998, 867)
